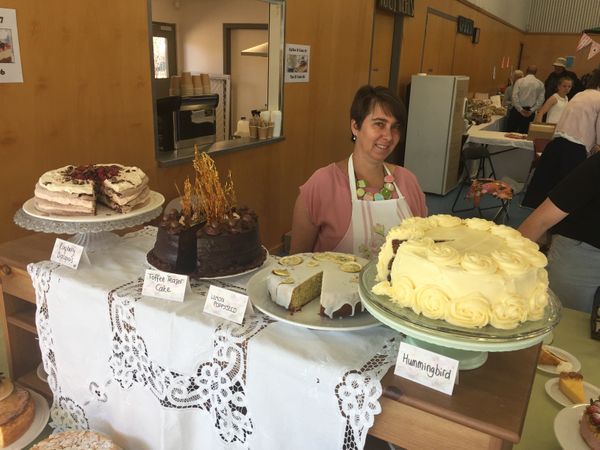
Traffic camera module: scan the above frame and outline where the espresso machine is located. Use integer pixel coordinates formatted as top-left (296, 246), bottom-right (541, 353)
top-left (156, 94), bottom-right (219, 151)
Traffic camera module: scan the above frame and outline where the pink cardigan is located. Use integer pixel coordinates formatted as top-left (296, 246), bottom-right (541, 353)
top-left (298, 163), bottom-right (428, 252)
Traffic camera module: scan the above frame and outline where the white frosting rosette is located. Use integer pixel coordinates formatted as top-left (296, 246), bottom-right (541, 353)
top-left (491, 250), bottom-right (530, 275)
top-left (387, 225), bottom-right (426, 241)
top-left (528, 285), bottom-right (549, 320)
top-left (464, 217), bottom-right (492, 231)
top-left (427, 244), bottom-right (461, 266)
top-left (460, 252), bottom-right (498, 275)
top-left (390, 276), bottom-right (416, 308)
top-left (398, 216), bottom-right (432, 231)
top-left (512, 247), bottom-right (548, 269)
top-left (401, 237), bottom-right (434, 256)
top-left (505, 236), bottom-right (540, 252)
top-left (431, 214), bottom-right (462, 228)
top-left (445, 294), bottom-right (491, 328)
top-left (490, 224), bottom-right (522, 240)
top-left (490, 295), bottom-right (528, 329)
top-left (372, 280), bottom-right (394, 298)
top-left (413, 285), bottom-right (450, 319)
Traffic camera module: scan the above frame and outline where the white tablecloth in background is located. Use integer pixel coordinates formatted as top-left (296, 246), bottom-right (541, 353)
top-left (28, 227), bottom-right (400, 450)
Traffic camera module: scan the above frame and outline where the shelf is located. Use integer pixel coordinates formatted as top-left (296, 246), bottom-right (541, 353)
top-left (18, 368), bottom-right (52, 400)
top-left (7, 309), bottom-right (37, 334)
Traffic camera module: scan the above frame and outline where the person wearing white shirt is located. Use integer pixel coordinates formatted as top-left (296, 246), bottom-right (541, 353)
top-left (507, 65), bottom-right (545, 133)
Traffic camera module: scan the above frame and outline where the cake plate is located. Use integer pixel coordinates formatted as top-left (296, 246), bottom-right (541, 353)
top-left (14, 191), bottom-right (165, 252)
top-left (358, 261), bottom-right (561, 370)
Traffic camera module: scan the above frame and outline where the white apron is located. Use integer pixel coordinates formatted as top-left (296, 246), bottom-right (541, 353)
top-left (334, 157), bottom-right (413, 259)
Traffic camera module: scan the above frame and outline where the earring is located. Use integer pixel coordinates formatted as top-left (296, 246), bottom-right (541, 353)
top-left (351, 134), bottom-right (356, 142)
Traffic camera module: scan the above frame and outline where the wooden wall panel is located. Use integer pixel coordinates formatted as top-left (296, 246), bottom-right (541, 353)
top-left (522, 33), bottom-right (599, 84)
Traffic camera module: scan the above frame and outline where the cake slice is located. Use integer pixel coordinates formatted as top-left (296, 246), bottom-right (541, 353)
top-left (538, 345), bottom-right (567, 366)
top-left (559, 371), bottom-right (586, 404)
top-left (0, 385), bottom-right (35, 448)
top-left (580, 397), bottom-right (600, 450)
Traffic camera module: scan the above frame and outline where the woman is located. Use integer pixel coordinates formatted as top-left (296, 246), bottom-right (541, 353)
top-left (522, 67), bottom-right (600, 209)
top-left (533, 76), bottom-right (572, 124)
top-left (519, 152), bottom-right (600, 313)
top-left (290, 85), bottom-right (427, 259)
top-left (502, 69), bottom-right (524, 110)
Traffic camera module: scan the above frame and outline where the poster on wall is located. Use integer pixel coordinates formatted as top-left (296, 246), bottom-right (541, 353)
top-left (0, 8), bottom-right (23, 83)
top-left (285, 44), bottom-right (310, 83)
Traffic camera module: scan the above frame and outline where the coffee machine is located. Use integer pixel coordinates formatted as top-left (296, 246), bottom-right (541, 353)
top-left (156, 94), bottom-right (219, 151)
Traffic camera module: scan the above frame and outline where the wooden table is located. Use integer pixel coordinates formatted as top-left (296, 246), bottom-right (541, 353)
top-left (1, 233), bottom-right (541, 450)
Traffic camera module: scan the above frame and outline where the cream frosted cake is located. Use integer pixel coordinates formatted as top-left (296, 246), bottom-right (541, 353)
top-left (31, 430), bottom-right (122, 449)
top-left (34, 164), bottom-right (149, 215)
top-left (372, 215), bottom-right (549, 330)
top-left (267, 252), bottom-right (366, 318)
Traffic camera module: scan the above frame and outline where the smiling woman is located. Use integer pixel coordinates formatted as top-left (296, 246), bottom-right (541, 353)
top-left (289, 85), bottom-right (428, 260)
top-left (149, 0), bottom-right (285, 166)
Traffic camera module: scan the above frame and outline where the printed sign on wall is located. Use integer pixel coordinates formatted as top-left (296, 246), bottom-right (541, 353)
top-left (0, 8), bottom-right (23, 83)
top-left (285, 44), bottom-right (310, 83)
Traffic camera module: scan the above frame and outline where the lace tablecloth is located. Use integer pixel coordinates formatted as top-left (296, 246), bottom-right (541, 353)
top-left (28, 227), bottom-right (400, 450)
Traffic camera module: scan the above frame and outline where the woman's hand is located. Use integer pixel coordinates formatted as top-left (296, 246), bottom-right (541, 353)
top-left (289, 195), bottom-right (319, 254)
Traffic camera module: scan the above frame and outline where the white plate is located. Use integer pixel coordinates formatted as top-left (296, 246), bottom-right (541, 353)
top-left (22, 190), bottom-right (165, 223)
top-left (554, 404), bottom-right (588, 450)
top-left (36, 363), bottom-right (48, 383)
top-left (6, 389), bottom-right (50, 450)
top-left (545, 378), bottom-right (600, 407)
top-left (247, 266), bottom-right (380, 331)
top-left (538, 346), bottom-right (582, 374)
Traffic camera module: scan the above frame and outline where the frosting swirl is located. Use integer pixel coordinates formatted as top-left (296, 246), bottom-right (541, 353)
top-left (401, 237), bottom-right (434, 256)
top-left (427, 244), bottom-right (461, 266)
top-left (391, 276), bottom-right (416, 308)
top-left (445, 294), bottom-right (491, 328)
top-left (528, 285), bottom-right (549, 320)
top-left (464, 217), bottom-right (492, 231)
top-left (490, 295), bottom-right (528, 329)
top-left (372, 281), bottom-right (393, 298)
top-left (460, 252), bottom-right (498, 275)
top-left (414, 285), bottom-right (450, 319)
top-left (492, 250), bottom-right (530, 275)
top-left (490, 224), bottom-right (522, 239)
top-left (432, 214), bottom-right (462, 228)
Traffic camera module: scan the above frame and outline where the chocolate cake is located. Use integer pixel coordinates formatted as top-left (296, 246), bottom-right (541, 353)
top-left (147, 209), bottom-right (203, 274)
top-left (196, 207), bottom-right (266, 278)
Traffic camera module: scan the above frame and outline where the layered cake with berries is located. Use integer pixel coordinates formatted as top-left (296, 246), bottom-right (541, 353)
top-left (0, 373), bottom-right (35, 448)
top-left (32, 430), bottom-right (122, 450)
top-left (372, 215), bottom-right (549, 330)
top-left (34, 164), bottom-right (149, 215)
top-left (581, 397), bottom-right (600, 450)
top-left (267, 252), bottom-right (366, 318)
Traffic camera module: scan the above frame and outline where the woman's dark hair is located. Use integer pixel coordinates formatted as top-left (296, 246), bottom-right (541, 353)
top-left (349, 85), bottom-right (407, 140)
top-left (585, 68), bottom-right (600, 89)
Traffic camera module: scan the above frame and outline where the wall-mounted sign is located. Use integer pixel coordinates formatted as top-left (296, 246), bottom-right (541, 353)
top-left (376, 0), bottom-right (414, 17)
top-left (285, 44), bottom-right (310, 83)
top-left (0, 8), bottom-right (23, 83)
top-left (457, 16), bottom-right (475, 36)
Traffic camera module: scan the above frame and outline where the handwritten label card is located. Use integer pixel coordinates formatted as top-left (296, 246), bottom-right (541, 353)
top-left (394, 342), bottom-right (459, 395)
top-left (141, 269), bottom-right (188, 302)
top-left (50, 239), bottom-right (85, 269)
top-left (203, 285), bottom-right (249, 324)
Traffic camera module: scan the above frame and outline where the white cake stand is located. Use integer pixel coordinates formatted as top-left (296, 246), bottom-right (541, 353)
top-left (14, 191), bottom-right (165, 251)
top-left (359, 261), bottom-right (561, 370)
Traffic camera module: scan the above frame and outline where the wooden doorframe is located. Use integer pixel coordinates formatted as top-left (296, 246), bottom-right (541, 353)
top-left (419, 7), bottom-right (457, 73)
top-left (223, 23), bottom-right (268, 75)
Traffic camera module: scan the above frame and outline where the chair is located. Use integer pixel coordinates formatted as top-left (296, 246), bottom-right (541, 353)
top-left (466, 178), bottom-right (514, 224)
top-left (451, 144), bottom-right (497, 213)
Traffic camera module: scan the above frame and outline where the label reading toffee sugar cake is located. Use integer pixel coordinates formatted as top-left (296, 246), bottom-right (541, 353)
top-left (142, 269), bottom-right (189, 302)
top-left (203, 285), bottom-right (249, 324)
top-left (50, 238), bottom-right (86, 269)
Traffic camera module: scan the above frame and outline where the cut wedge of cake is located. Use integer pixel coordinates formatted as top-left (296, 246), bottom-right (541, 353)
top-left (538, 345), bottom-right (567, 366)
top-left (558, 371), bottom-right (585, 404)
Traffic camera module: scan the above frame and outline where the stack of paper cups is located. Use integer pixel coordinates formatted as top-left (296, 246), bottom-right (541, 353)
top-left (201, 74), bottom-right (211, 94)
top-left (181, 72), bottom-right (194, 96)
top-left (169, 75), bottom-right (181, 96)
top-left (192, 75), bottom-right (204, 95)
top-left (271, 110), bottom-right (282, 137)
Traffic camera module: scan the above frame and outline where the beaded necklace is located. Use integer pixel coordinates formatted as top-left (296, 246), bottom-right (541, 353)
top-left (356, 174), bottom-right (395, 201)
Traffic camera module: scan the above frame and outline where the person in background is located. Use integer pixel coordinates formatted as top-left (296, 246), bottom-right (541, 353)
top-left (522, 67), bottom-right (600, 208)
top-left (519, 152), bottom-right (600, 313)
top-left (502, 69), bottom-right (524, 110)
top-left (507, 65), bottom-right (545, 133)
top-left (544, 56), bottom-right (584, 100)
top-left (534, 76), bottom-right (572, 124)
top-left (290, 85), bottom-right (427, 259)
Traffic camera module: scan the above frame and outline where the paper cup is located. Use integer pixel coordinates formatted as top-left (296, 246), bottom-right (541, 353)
top-left (249, 125), bottom-right (258, 138)
top-left (258, 126), bottom-right (268, 140)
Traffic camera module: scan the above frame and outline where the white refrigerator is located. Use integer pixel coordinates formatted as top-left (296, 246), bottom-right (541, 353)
top-left (404, 75), bottom-right (469, 195)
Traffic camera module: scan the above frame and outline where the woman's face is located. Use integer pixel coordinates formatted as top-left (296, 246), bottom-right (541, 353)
top-left (351, 103), bottom-right (401, 163)
top-left (558, 80), bottom-right (572, 96)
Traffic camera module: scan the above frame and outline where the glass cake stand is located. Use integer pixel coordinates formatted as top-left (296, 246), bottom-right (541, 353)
top-left (359, 261), bottom-right (561, 370)
top-left (14, 191), bottom-right (165, 252)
